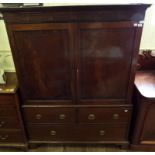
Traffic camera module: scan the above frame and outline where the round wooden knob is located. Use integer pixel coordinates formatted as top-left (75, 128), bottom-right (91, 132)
top-left (59, 114), bottom-right (66, 120)
top-left (113, 114), bottom-right (119, 119)
top-left (0, 121), bottom-right (5, 127)
top-left (100, 130), bottom-right (105, 136)
top-left (88, 114), bottom-right (95, 120)
top-left (35, 114), bottom-right (42, 120)
top-left (50, 130), bottom-right (56, 136)
top-left (0, 135), bottom-right (8, 140)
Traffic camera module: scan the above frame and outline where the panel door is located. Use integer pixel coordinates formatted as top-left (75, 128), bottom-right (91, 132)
top-left (9, 23), bottom-right (75, 104)
top-left (78, 22), bottom-right (137, 103)
top-left (140, 103), bottom-right (155, 144)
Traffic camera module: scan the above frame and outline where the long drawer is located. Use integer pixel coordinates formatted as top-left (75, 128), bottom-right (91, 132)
top-left (23, 106), bottom-right (131, 124)
top-left (23, 107), bottom-right (76, 124)
top-left (27, 124), bottom-right (128, 142)
top-left (0, 130), bottom-right (24, 143)
top-left (0, 117), bottom-right (20, 129)
top-left (78, 107), bottom-right (131, 124)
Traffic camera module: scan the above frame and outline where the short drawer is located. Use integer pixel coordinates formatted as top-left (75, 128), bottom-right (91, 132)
top-left (23, 107), bottom-right (76, 124)
top-left (78, 107), bottom-right (131, 123)
top-left (75, 124), bottom-right (128, 141)
top-left (27, 124), bottom-right (128, 142)
top-left (0, 117), bottom-right (20, 129)
top-left (0, 130), bottom-right (24, 143)
top-left (0, 105), bottom-right (17, 117)
top-left (28, 124), bottom-right (75, 141)
top-left (0, 95), bottom-right (14, 105)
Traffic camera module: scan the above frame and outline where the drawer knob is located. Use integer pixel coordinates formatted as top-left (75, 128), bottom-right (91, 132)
top-left (124, 110), bottom-right (128, 113)
top-left (50, 130), bottom-right (56, 136)
top-left (0, 135), bottom-right (8, 140)
top-left (35, 114), bottom-right (42, 120)
top-left (100, 130), bottom-right (105, 136)
top-left (113, 114), bottom-right (119, 119)
top-left (59, 114), bottom-right (66, 120)
top-left (88, 114), bottom-right (95, 120)
top-left (0, 121), bottom-right (5, 127)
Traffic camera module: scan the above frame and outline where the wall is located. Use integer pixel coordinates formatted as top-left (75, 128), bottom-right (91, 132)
top-left (0, 3), bottom-right (155, 71)
top-left (0, 19), bottom-right (15, 71)
top-left (140, 5), bottom-right (155, 50)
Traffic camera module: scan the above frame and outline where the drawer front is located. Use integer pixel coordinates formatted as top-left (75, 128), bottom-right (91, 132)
top-left (28, 124), bottom-right (128, 142)
top-left (28, 125), bottom-right (75, 141)
top-left (0, 117), bottom-right (20, 129)
top-left (0, 105), bottom-right (17, 117)
top-left (23, 107), bottom-right (76, 124)
top-left (78, 107), bottom-right (131, 123)
top-left (0, 130), bottom-right (24, 143)
top-left (0, 95), bottom-right (14, 105)
top-left (75, 124), bottom-right (128, 141)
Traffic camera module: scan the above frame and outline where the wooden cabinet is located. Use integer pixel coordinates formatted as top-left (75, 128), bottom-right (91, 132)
top-left (131, 71), bottom-right (155, 151)
top-left (0, 73), bottom-right (27, 150)
top-left (130, 51), bottom-right (155, 151)
top-left (0, 4), bottom-right (150, 147)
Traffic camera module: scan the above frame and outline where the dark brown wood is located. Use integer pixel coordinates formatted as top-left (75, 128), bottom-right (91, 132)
top-left (0, 95), bottom-right (15, 104)
top-left (0, 72), bottom-right (27, 150)
top-left (131, 144), bottom-right (155, 151)
top-left (23, 106), bottom-right (131, 124)
top-left (1, 4), bottom-right (150, 24)
top-left (8, 23), bottom-right (75, 103)
top-left (78, 107), bottom-right (131, 124)
top-left (78, 22), bottom-right (136, 102)
top-left (27, 124), bottom-right (128, 142)
top-left (0, 4), bottom-right (150, 148)
top-left (0, 104), bottom-right (17, 116)
top-left (127, 25), bottom-right (143, 104)
top-left (140, 103), bottom-right (155, 143)
top-left (0, 130), bottom-right (24, 143)
top-left (131, 70), bottom-right (155, 151)
top-left (0, 117), bottom-right (20, 129)
top-left (23, 107), bottom-right (76, 124)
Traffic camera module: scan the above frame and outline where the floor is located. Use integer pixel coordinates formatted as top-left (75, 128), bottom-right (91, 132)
top-left (0, 144), bottom-right (129, 152)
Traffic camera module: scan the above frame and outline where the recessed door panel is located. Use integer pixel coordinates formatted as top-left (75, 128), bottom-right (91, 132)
top-left (78, 22), bottom-right (136, 100)
top-left (11, 23), bottom-right (75, 102)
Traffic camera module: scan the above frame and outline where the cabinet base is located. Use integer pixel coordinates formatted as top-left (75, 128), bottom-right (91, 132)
top-left (28, 141), bottom-right (129, 150)
top-left (0, 143), bottom-right (28, 151)
top-left (131, 144), bottom-right (155, 151)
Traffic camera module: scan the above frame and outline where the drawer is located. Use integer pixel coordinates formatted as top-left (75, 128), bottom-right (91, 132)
top-left (23, 107), bottom-right (76, 124)
top-left (0, 95), bottom-right (14, 105)
top-left (0, 117), bottom-right (20, 129)
top-left (78, 107), bottom-right (131, 123)
top-left (75, 124), bottom-right (128, 141)
top-left (0, 130), bottom-right (24, 143)
top-left (28, 124), bottom-right (75, 141)
top-left (0, 105), bottom-right (17, 117)
top-left (27, 124), bottom-right (128, 142)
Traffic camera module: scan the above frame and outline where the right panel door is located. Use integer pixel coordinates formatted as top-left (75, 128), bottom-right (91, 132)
top-left (78, 22), bottom-right (136, 103)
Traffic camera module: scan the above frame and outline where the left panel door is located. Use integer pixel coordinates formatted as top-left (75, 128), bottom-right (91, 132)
top-left (8, 23), bottom-right (75, 104)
